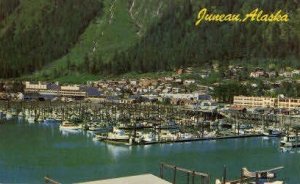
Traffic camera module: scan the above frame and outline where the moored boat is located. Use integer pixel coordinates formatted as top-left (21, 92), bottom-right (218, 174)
top-left (59, 120), bottom-right (81, 131)
top-left (159, 130), bottom-right (178, 141)
top-left (280, 134), bottom-right (300, 147)
top-left (105, 127), bottom-right (130, 142)
top-left (141, 132), bottom-right (158, 143)
top-left (6, 112), bottom-right (13, 120)
top-left (263, 128), bottom-right (282, 137)
top-left (27, 116), bottom-right (36, 124)
top-left (94, 127), bottom-right (130, 143)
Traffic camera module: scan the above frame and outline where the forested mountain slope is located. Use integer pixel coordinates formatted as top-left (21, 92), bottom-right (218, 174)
top-left (0, 0), bottom-right (299, 80)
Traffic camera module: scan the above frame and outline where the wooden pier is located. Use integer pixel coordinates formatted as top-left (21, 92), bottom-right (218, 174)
top-left (160, 163), bottom-right (210, 184)
top-left (78, 174), bottom-right (170, 184)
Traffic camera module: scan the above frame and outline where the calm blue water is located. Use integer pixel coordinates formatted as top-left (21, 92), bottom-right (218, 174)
top-left (0, 120), bottom-right (299, 183)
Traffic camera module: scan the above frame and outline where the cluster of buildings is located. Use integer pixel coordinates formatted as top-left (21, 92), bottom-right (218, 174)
top-left (89, 77), bottom-right (212, 106)
top-left (249, 68), bottom-right (300, 79)
top-left (16, 78), bottom-right (213, 107)
top-left (233, 96), bottom-right (300, 110)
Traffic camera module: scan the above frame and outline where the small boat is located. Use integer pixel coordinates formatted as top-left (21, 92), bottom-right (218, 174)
top-left (27, 116), bottom-right (36, 124)
top-left (203, 130), bottom-right (216, 138)
top-left (6, 112), bottom-right (13, 120)
top-left (105, 127), bottom-right (130, 142)
top-left (159, 130), bottom-right (178, 141)
top-left (59, 121), bottom-right (81, 131)
top-left (178, 132), bottom-right (194, 140)
top-left (235, 129), bottom-right (245, 135)
top-left (95, 127), bottom-right (130, 143)
top-left (263, 128), bottom-right (282, 137)
top-left (18, 112), bottom-right (24, 119)
top-left (280, 134), bottom-right (300, 147)
top-left (142, 132), bottom-right (158, 143)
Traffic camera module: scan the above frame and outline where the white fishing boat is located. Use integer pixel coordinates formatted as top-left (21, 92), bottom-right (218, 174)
top-left (142, 132), bottom-right (157, 143)
top-left (280, 134), bottom-right (300, 147)
top-left (27, 116), bottom-right (36, 124)
top-left (105, 127), bottom-right (130, 142)
top-left (203, 130), bottom-right (216, 138)
top-left (6, 112), bottom-right (13, 120)
top-left (59, 121), bottom-right (81, 131)
top-left (159, 130), bottom-right (177, 141)
top-left (178, 132), bottom-right (194, 140)
top-left (18, 112), bottom-right (24, 119)
top-left (24, 109), bottom-right (30, 117)
top-left (235, 129), bottom-right (245, 135)
top-left (263, 128), bottom-right (282, 137)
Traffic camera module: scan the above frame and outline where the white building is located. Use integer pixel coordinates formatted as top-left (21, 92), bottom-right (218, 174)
top-left (25, 81), bottom-right (48, 90)
top-left (61, 85), bottom-right (80, 91)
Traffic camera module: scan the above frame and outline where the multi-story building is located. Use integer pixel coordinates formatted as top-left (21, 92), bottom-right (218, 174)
top-left (24, 82), bottom-right (100, 98)
top-left (233, 96), bottom-right (300, 109)
top-left (233, 96), bottom-right (276, 108)
top-left (24, 81), bottom-right (49, 92)
top-left (277, 98), bottom-right (300, 109)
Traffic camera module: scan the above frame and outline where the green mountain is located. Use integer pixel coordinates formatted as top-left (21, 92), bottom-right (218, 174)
top-left (0, 0), bottom-right (299, 81)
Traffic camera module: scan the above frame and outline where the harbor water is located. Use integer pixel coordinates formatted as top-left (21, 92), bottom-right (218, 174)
top-left (0, 120), bottom-right (299, 183)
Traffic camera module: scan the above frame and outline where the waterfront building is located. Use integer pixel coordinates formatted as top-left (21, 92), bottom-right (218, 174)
top-left (24, 81), bottom-right (101, 99)
top-left (233, 96), bottom-right (300, 110)
top-left (24, 81), bottom-right (49, 92)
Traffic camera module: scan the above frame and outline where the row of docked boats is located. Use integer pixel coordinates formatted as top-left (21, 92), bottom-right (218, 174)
top-left (0, 108), bottom-right (64, 124)
top-left (2, 107), bottom-right (299, 148)
top-left (58, 118), bottom-right (300, 148)
top-left (93, 126), bottom-right (217, 145)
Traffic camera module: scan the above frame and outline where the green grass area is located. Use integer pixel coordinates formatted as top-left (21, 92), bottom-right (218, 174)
top-left (32, 0), bottom-right (168, 80)
top-left (35, 0), bottom-right (146, 77)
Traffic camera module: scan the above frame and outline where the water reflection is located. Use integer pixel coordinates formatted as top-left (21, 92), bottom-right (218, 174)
top-left (105, 143), bottom-right (132, 160)
top-left (262, 136), bottom-right (270, 140)
top-left (60, 129), bottom-right (83, 137)
top-left (279, 146), bottom-right (300, 154)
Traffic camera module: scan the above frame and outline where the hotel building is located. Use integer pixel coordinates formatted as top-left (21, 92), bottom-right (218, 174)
top-left (233, 96), bottom-right (300, 110)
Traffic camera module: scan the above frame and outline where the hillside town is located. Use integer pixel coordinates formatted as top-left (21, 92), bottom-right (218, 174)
top-left (1, 65), bottom-right (300, 111)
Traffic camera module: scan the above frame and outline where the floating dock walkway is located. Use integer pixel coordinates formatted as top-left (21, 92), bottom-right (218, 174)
top-left (78, 174), bottom-right (171, 184)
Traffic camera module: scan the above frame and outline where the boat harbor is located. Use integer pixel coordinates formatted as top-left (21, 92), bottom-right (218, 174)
top-left (1, 100), bottom-right (300, 147)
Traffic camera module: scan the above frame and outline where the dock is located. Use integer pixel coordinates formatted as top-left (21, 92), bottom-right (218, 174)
top-left (102, 134), bottom-right (264, 146)
top-left (77, 174), bottom-right (170, 184)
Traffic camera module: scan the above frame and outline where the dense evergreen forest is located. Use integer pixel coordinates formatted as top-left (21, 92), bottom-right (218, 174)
top-left (0, 0), bottom-right (102, 78)
top-left (0, 0), bottom-right (19, 22)
top-left (102, 0), bottom-right (299, 74)
top-left (0, 0), bottom-right (299, 79)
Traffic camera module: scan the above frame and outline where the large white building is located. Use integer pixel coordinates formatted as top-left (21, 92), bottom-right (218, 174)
top-left (234, 96), bottom-right (300, 109)
top-left (25, 81), bottom-right (48, 90)
top-left (24, 81), bottom-right (87, 97)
